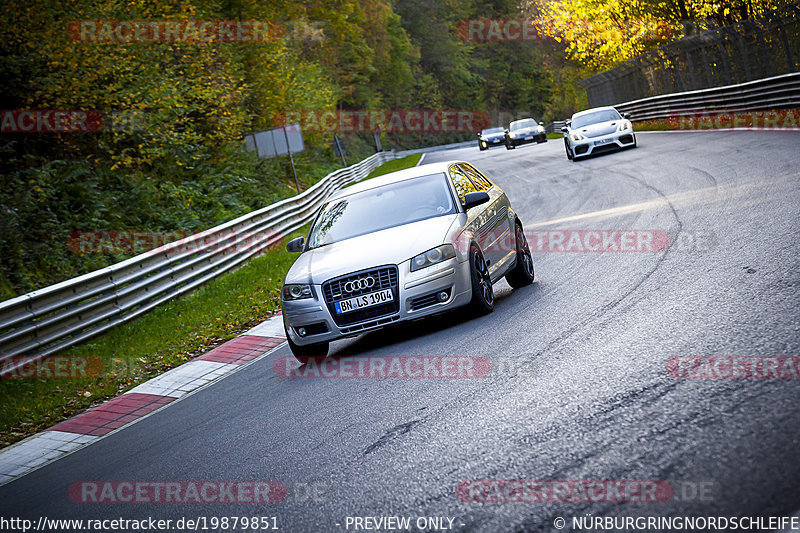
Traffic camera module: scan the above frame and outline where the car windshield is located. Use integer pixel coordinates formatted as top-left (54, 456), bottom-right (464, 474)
top-left (510, 119), bottom-right (537, 130)
top-left (572, 109), bottom-right (621, 128)
top-left (307, 173), bottom-right (456, 249)
top-left (482, 127), bottom-right (504, 135)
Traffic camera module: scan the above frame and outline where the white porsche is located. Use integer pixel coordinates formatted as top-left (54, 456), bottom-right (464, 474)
top-left (562, 106), bottom-right (637, 161)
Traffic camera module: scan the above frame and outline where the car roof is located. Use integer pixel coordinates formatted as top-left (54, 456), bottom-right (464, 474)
top-left (572, 106), bottom-right (619, 119)
top-left (510, 118), bottom-right (536, 124)
top-left (327, 160), bottom-right (459, 201)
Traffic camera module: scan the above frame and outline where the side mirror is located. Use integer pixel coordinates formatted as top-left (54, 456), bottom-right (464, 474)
top-left (477, 132), bottom-right (481, 137)
top-left (538, 121), bottom-right (544, 126)
top-left (504, 129), bottom-right (509, 134)
top-left (565, 119), bottom-right (571, 126)
top-left (560, 126), bottom-right (568, 133)
top-left (286, 237), bottom-right (305, 253)
top-left (463, 191), bottom-right (490, 211)
top-left (622, 112), bottom-right (630, 119)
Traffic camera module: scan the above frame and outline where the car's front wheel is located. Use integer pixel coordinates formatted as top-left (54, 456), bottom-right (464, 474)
top-left (564, 140), bottom-right (573, 160)
top-left (287, 334), bottom-right (329, 364)
top-left (468, 246), bottom-right (494, 315)
top-left (506, 222), bottom-right (535, 288)
top-left (505, 140), bottom-right (515, 150)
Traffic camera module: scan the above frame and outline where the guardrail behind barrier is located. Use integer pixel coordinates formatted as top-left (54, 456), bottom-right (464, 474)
top-left (0, 151), bottom-right (397, 375)
top-left (615, 72), bottom-right (800, 122)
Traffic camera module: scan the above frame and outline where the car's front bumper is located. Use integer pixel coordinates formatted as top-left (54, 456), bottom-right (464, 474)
top-left (508, 132), bottom-right (546, 145)
top-left (282, 257), bottom-right (473, 346)
top-left (572, 129), bottom-right (635, 157)
top-left (479, 138), bottom-right (505, 148)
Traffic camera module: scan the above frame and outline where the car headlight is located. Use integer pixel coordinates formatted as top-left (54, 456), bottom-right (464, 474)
top-left (410, 244), bottom-right (456, 272)
top-left (570, 132), bottom-right (585, 141)
top-left (538, 125), bottom-right (545, 133)
top-left (283, 284), bottom-right (313, 300)
top-left (617, 120), bottom-right (631, 131)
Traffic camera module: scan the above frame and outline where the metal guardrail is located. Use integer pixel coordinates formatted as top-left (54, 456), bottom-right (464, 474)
top-left (545, 121), bottom-right (565, 134)
top-left (0, 151), bottom-right (397, 375)
top-left (615, 72), bottom-right (800, 122)
top-left (395, 140), bottom-right (476, 156)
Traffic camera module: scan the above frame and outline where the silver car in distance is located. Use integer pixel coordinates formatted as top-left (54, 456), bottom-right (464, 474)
top-left (562, 106), bottom-right (637, 161)
top-left (281, 161), bottom-right (535, 363)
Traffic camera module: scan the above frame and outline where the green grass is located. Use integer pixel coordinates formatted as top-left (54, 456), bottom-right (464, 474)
top-left (0, 154), bottom-right (421, 448)
top-left (546, 132), bottom-right (563, 139)
top-left (365, 154), bottom-right (421, 178)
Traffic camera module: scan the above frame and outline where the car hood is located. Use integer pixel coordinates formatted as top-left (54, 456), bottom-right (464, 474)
top-left (575, 120), bottom-right (618, 138)
top-left (285, 214), bottom-right (460, 284)
top-left (481, 134), bottom-right (505, 141)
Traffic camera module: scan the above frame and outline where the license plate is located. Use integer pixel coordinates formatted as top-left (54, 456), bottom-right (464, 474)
top-left (334, 289), bottom-right (393, 314)
top-left (525, 135), bottom-right (533, 140)
top-left (594, 138), bottom-right (613, 145)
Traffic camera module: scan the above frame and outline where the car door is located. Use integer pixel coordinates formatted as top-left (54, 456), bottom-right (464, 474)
top-left (447, 164), bottom-right (491, 264)
top-left (460, 163), bottom-right (514, 279)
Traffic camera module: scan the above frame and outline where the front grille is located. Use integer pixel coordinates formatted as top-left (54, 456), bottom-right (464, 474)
top-left (593, 143), bottom-right (620, 154)
top-left (409, 288), bottom-right (451, 311)
top-left (322, 265), bottom-right (399, 326)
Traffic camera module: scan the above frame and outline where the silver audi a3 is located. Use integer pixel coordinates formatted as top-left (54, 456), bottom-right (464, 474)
top-left (281, 161), bottom-right (535, 362)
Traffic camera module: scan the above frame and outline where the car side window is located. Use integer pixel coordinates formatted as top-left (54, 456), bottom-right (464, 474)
top-left (461, 163), bottom-right (493, 191)
top-left (448, 165), bottom-right (478, 203)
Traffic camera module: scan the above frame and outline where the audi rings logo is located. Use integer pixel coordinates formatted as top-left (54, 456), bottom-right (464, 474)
top-left (343, 277), bottom-right (375, 293)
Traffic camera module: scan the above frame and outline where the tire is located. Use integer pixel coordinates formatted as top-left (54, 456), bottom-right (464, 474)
top-left (505, 139), bottom-right (515, 150)
top-left (468, 246), bottom-right (494, 315)
top-left (505, 222), bottom-right (535, 288)
top-left (633, 134), bottom-right (637, 147)
top-left (287, 335), bottom-right (329, 364)
top-left (565, 140), bottom-right (573, 160)
top-left (479, 144), bottom-right (486, 151)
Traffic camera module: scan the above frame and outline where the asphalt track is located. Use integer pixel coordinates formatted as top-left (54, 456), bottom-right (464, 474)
top-left (2, 131), bottom-right (800, 532)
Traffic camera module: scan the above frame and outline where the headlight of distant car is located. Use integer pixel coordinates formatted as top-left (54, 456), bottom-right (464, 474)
top-left (617, 120), bottom-right (631, 131)
top-left (283, 284), bottom-right (313, 300)
top-left (571, 132), bottom-right (585, 141)
top-left (537, 125), bottom-right (545, 133)
top-left (410, 244), bottom-right (456, 272)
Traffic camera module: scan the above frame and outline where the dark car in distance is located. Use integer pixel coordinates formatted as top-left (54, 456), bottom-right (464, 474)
top-left (477, 126), bottom-right (506, 150)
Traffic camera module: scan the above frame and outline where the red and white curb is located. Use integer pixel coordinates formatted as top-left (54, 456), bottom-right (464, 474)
top-left (0, 313), bottom-right (287, 486)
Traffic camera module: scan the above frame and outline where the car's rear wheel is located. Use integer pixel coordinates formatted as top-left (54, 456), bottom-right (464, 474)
top-left (505, 140), bottom-right (515, 150)
top-left (287, 334), bottom-right (329, 364)
top-left (468, 246), bottom-right (494, 315)
top-left (506, 222), bottom-right (535, 288)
